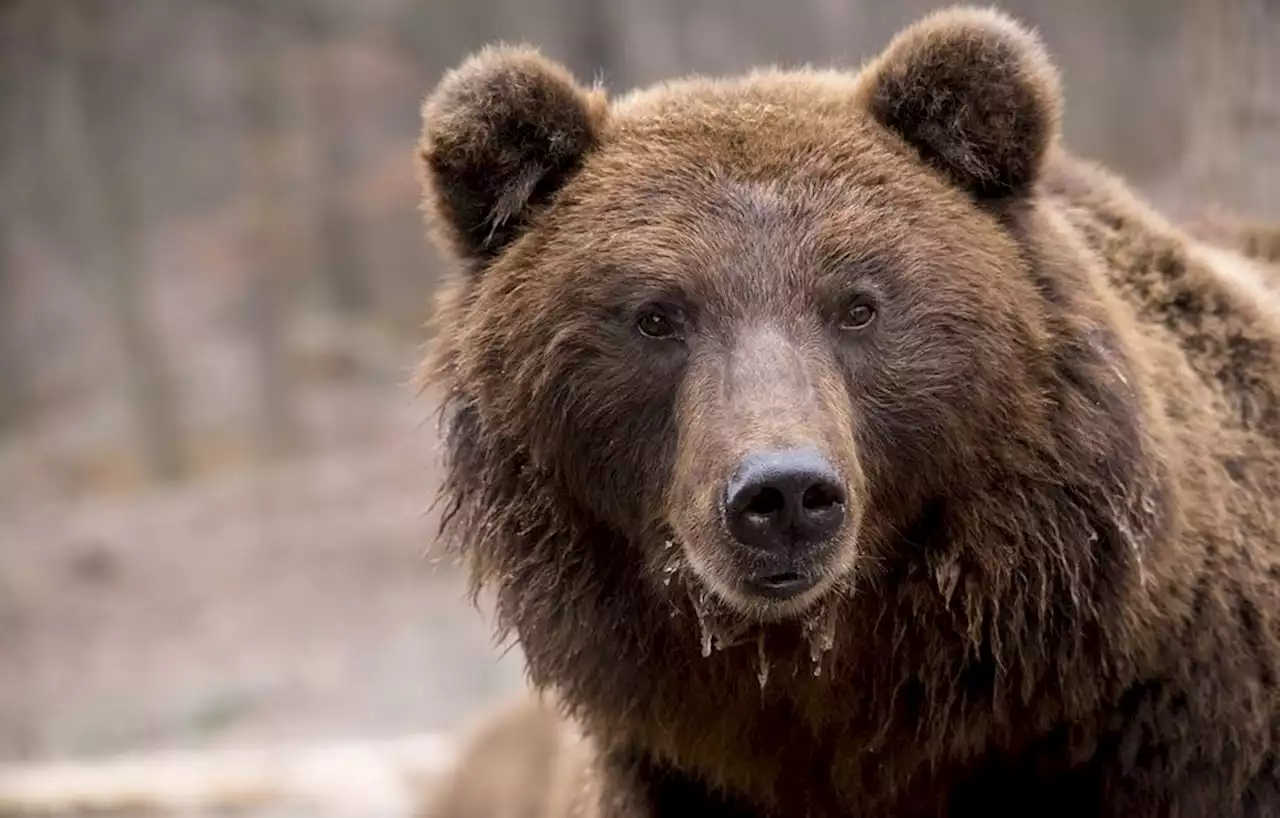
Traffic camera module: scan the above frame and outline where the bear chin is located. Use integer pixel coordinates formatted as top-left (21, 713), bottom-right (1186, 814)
top-left (671, 532), bottom-right (860, 624)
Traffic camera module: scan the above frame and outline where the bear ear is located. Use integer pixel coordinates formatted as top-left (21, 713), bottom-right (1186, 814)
top-left (420, 46), bottom-right (608, 266)
top-left (857, 7), bottom-right (1062, 199)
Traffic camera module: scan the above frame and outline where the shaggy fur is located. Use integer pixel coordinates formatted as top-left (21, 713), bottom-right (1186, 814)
top-left (417, 6), bottom-right (1280, 817)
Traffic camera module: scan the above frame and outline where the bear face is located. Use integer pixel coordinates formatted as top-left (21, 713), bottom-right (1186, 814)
top-left (420, 8), bottom-right (1153, 626)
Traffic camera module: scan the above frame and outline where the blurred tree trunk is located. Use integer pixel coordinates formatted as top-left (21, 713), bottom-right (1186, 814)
top-left (1185, 0), bottom-right (1233, 207)
top-left (0, 226), bottom-right (20, 431)
top-left (310, 48), bottom-right (370, 317)
top-left (1185, 0), bottom-right (1280, 217)
top-left (563, 0), bottom-right (613, 81)
top-left (1235, 0), bottom-right (1280, 218)
top-left (0, 12), bottom-right (25, 430)
top-left (59, 3), bottom-right (188, 481)
top-left (244, 18), bottom-right (305, 459)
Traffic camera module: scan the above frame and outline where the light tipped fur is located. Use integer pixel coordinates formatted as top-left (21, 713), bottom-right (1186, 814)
top-left (419, 45), bottom-right (608, 266)
top-left (857, 6), bottom-right (1062, 198)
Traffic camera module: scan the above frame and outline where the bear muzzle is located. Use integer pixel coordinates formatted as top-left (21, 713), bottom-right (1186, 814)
top-left (722, 446), bottom-right (848, 600)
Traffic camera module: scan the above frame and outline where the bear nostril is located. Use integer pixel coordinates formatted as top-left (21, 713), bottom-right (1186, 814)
top-left (802, 482), bottom-right (844, 512)
top-left (744, 487), bottom-right (786, 517)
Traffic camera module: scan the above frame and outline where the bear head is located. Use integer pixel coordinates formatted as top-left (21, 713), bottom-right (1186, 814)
top-left (419, 7), bottom-right (1165, 638)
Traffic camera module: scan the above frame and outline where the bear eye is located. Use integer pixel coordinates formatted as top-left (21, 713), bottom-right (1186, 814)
top-left (636, 307), bottom-right (678, 339)
top-left (839, 299), bottom-right (877, 331)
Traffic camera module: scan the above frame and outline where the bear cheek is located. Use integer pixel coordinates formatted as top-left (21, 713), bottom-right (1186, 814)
top-left (526, 331), bottom-right (683, 532)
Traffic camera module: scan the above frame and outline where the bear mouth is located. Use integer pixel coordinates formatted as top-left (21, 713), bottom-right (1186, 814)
top-left (745, 569), bottom-right (820, 600)
top-left (677, 568), bottom-right (844, 682)
top-left (658, 528), bottom-right (847, 624)
top-left (726, 559), bottom-right (840, 619)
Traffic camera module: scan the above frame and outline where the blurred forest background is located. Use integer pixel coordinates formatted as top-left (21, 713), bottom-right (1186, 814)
top-left (0, 0), bottom-right (1276, 813)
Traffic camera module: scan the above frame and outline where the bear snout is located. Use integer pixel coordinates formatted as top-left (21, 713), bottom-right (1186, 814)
top-left (721, 446), bottom-right (850, 600)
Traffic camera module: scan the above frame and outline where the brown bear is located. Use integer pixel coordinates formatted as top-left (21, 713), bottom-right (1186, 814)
top-left (416, 6), bottom-right (1280, 817)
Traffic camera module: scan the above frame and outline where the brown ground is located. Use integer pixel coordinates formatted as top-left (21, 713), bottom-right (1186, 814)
top-left (0, 390), bottom-right (526, 769)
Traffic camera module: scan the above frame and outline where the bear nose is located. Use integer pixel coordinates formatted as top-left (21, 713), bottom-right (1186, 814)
top-left (724, 448), bottom-right (847, 554)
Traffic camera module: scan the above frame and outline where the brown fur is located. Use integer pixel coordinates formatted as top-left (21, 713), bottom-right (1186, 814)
top-left (417, 6), bottom-right (1280, 817)
top-left (418, 694), bottom-right (597, 818)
